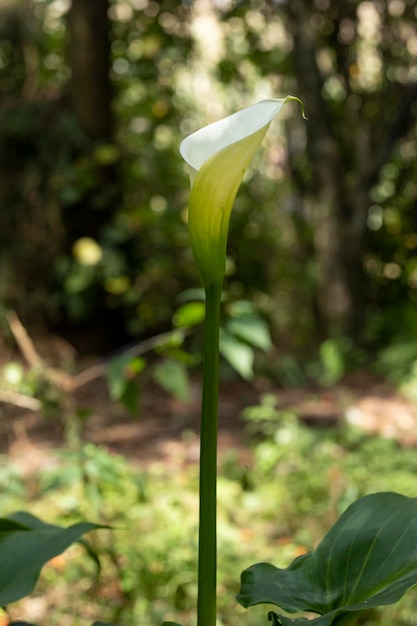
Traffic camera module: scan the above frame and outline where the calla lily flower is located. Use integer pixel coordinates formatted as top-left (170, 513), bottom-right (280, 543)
top-left (180, 97), bottom-right (302, 288)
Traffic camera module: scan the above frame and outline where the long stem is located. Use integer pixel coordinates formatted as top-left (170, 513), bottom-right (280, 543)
top-left (197, 280), bottom-right (222, 626)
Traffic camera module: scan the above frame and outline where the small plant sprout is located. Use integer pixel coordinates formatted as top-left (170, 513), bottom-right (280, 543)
top-left (178, 97), bottom-right (303, 626)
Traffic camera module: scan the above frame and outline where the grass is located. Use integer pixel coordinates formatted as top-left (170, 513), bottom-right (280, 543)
top-left (2, 414), bottom-right (417, 626)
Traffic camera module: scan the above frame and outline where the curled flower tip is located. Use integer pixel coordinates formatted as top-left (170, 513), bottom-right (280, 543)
top-left (285, 95), bottom-right (308, 120)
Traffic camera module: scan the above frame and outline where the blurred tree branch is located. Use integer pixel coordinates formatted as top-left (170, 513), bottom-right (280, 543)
top-left (1, 311), bottom-right (189, 413)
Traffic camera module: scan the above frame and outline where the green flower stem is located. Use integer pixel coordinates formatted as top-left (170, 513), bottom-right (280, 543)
top-left (197, 280), bottom-right (222, 626)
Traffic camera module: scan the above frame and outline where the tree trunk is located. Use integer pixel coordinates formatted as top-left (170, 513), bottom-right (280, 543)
top-left (67, 0), bottom-right (113, 141)
top-left (285, 0), bottom-right (417, 339)
top-left (286, 0), bottom-right (354, 335)
top-left (61, 1), bottom-right (124, 351)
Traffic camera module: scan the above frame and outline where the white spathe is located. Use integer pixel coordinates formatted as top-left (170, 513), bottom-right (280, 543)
top-left (180, 99), bottom-right (286, 183)
top-left (180, 97), bottom-right (300, 288)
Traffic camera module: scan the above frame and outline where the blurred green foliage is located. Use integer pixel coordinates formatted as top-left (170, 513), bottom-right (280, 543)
top-left (0, 0), bottom-right (416, 374)
top-left (3, 420), bottom-right (417, 625)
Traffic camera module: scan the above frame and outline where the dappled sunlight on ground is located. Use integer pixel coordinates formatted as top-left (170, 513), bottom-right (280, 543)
top-left (2, 370), bottom-right (417, 476)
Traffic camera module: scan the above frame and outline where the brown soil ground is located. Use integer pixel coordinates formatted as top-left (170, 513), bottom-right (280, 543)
top-left (2, 365), bottom-right (417, 477)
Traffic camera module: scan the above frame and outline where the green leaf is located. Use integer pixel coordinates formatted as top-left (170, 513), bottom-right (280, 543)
top-left (0, 512), bottom-right (102, 606)
top-left (7, 511), bottom-right (102, 574)
top-left (173, 301), bottom-right (205, 327)
top-left (120, 378), bottom-right (141, 415)
top-left (0, 518), bottom-right (28, 532)
top-left (226, 314), bottom-right (272, 352)
top-left (176, 287), bottom-right (206, 303)
top-left (220, 327), bottom-right (254, 379)
top-left (106, 354), bottom-right (145, 414)
top-left (107, 354), bottom-right (146, 401)
top-left (153, 359), bottom-right (190, 401)
top-left (319, 338), bottom-right (346, 387)
top-left (237, 492), bottom-right (417, 626)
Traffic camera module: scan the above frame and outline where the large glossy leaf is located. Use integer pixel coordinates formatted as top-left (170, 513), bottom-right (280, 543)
top-left (0, 512), bottom-right (102, 606)
top-left (237, 492), bottom-right (417, 626)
